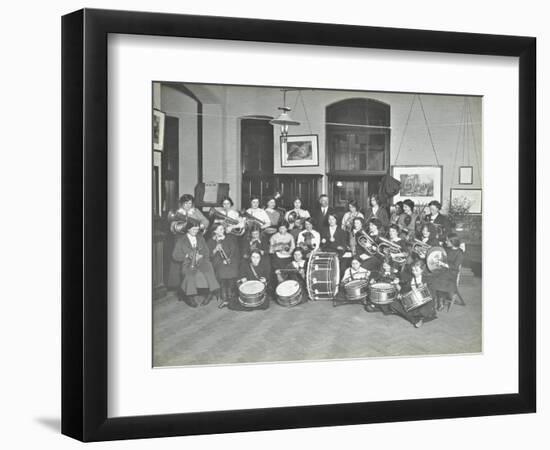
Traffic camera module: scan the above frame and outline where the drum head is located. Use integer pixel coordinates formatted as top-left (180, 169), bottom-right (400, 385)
top-left (426, 246), bottom-right (448, 272)
top-left (371, 282), bottom-right (393, 291)
top-left (346, 279), bottom-right (367, 288)
top-left (276, 280), bottom-right (299, 296)
top-left (240, 280), bottom-right (264, 295)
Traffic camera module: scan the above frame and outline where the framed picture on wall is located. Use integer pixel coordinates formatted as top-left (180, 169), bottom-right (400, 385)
top-left (152, 109), bottom-right (165, 151)
top-left (62, 8), bottom-right (535, 442)
top-left (280, 134), bottom-right (319, 167)
top-left (391, 165), bottom-right (443, 205)
top-left (450, 188), bottom-right (482, 214)
top-left (459, 166), bottom-right (473, 184)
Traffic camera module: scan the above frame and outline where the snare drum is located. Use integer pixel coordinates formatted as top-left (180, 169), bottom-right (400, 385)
top-left (275, 280), bottom-right (302, 307)
top-left (368, 282), bottom-right (397, 305)
top-left (344, 280), bottom-right (369, 301)
top-left (238, 280), bottom-right (266, 308)
top-left (400, 284), bottom-right (433, 312)
top-left (306, 252), bottom-right (340, 300)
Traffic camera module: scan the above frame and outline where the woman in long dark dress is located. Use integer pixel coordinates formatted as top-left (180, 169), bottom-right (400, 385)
top-left (208, 223), bottom-right (241, 309)
top-left (172, 219), bottom-right (220, 307)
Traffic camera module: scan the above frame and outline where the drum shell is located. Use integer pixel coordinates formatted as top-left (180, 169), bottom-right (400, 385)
top-left (306, 252), bottom-right (340, 300)
top-left (276, 280), bottom-right (302, 307)
top-left (368, 282), bottom-right (397, 304)
top-left (238, 281), bottom-right (266, 308)
top-left (400, 285), bottom-right (432, 312)
top-left (344, 280), bottom-right (369, 301)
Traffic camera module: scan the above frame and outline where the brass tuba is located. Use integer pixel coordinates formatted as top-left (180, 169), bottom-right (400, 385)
top-left (377, 236), bottom-right (407, 265)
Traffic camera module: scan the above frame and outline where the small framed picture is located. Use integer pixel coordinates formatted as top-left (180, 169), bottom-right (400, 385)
top-left (280, 134), bottom-right (319, 167)
top-left (450, 188), bottom-right (482, 214)
top-left (152, 109), bottom-right (165, 151)
top-left (459, 166), bottom-right (473, 184)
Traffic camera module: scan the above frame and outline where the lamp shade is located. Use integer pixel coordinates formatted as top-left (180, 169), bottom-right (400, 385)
top-left (270, 109), bottom-right (300, 131)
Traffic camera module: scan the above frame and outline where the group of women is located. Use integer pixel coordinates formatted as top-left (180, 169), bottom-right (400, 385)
top-left (169, 192), bottom-right (464, 328)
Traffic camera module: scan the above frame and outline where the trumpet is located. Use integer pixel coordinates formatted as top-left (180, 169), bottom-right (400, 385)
top-left (377, 236), bottom-right (407, 265)
top-left (209, 207), bottom-right (245, 236)
top-left (356, 230), bottom-right (378, 256)
top-left (411, 239), bottom-right (431, 259)
top-left (242, 211), bottom-right (268, 228)
top-left (213, 236), bottom-right (231, 265)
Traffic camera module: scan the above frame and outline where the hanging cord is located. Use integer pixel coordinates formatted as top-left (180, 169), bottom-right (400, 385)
top-left (450, 98), bottom-right (467, 185)
top-left (418, 95), bottom-right (440, 166)
top-left (299, 91), bottom-right (313, 135)
top-left (393, 94), bottom-right (416, 165)
top-left (466, 99), bottom-right (482, 184)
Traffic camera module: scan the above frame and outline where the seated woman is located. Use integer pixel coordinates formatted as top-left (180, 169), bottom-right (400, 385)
top-left (212, 195), bottom-right (245, 236)
top-left (391, 259), bottom-right (438, 328)
top-left (424, 200), bottom-right (453, 244)
top-left (320, 213), bottom-right (347, 254)
top-left (397, 199), bottom-right (420, 239)
top-left (234, 249), bottom-right (271, 311)
top-left (349, 216), bottom-right (366, 256)
top-left (426, 232), bottom-right (464, 311)
top-left (383, 224), bottom-right (410, 270)
top-left (269, 222), bottom-right (295, 271)
top-left (276, 247), bottom-right (308, 304)
top-left (172, 218), bottom-right (220, 307)
top-left (341, 256), bottom-right (370, 285)
top-left (364, 194), bottom-right (390, 227)
top-left (341, 199), bottom-right (364, 232)
top-left (355, 218), bottom-right (384, 273)
top-left (412, 222), bottom-right (440, 261)
top-left (241, 225), bottom-right (270, 262)
top-left (208, 223), bottom-right (241, 309)
top-left (297, 218), bottom-right (321, 258)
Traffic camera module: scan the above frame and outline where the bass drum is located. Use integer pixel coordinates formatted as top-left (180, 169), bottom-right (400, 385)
top-left (238, 280), bottom-right (266, 308)
top-left (400, 284), bottom-right (433, 312)
top-left (344, 279), bottom-right (369, 301)
top-left (426, 246), bottom-right (448, 273)
top-left (306, 251), bottom-right (340, 300)
top-left (275, 280), bottom-right (302, 307)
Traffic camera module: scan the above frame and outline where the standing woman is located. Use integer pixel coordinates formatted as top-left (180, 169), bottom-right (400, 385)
top-left (269, 222), bottom-right (295, 271)
top-left (212, 196), bottom-right (245, 236)
top-left (341, 199), bottom-right (364, 232)
top-left (245, 196), bottom-right (271, 230)
top-left (264, 197), bottom-right (281, 235)
top-left (390, 201), bottom-right (404, 225)
top-left (364, 194), bottom-right (390, 228)
top-left (398, 199), bottom-right (420, 239)
top-left (172, 219), bottom-right (220, 307)
top-left (170, 193), bottom-right (210, 232)
top-left (208, 223), bottom-right (241, 309)
top-left (285, 197), bottom-right (311, 226)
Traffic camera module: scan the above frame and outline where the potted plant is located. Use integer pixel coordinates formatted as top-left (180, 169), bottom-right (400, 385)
top-left (447, 196), bottom-right (472, 232)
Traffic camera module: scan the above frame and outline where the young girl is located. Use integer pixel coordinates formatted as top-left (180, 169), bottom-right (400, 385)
top-left (276, 247), bottom-right (308, 303)
top-left (341, 256), bottom-right (370, 284)
top-left (428, 232), bottom-right (464, 311)
top-left (208, 223), bottom-right (241, 309)
top-left (235, 249), bottom-right (271, 311)
top-left (269, 222), bottom-right (295, 271)
top-left (341, 199), bottom-right (364, 232)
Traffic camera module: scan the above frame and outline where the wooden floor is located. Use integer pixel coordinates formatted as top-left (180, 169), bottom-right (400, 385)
top-left (153, 270), bottom-right (482, 367)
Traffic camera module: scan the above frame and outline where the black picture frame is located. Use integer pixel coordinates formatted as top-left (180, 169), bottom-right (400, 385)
top-left (62, 8), bottom-right (536, 442)
top-left (280, 134), bottom-right (320, 168)
top-left (459, 166), bottom-right (474, 185)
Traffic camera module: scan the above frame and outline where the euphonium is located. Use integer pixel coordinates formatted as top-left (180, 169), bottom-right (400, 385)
top-left (209, 207), bottom-right (245, 236)
top-left (411, 239), bottom-right (431, 258)
top-left (356, 230), bottom-right (378, 256)
top-left (377, 236), bottom-right (407, 265)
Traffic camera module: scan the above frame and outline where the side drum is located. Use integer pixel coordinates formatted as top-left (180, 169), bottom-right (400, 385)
top-left (400, 284), bottom-right (433, 312)
top-left (275, 280), bottom-right (302, 307)
top-left (306, 252), bottom-right (340, 300)
top-left (344, 279), bottom-right (369, 301)
top-left (238, 280), bottom-right (266, 308)
top-left (368, 282), bottom-right (397, 305)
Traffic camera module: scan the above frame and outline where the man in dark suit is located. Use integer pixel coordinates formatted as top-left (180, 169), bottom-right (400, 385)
top-left (311, 194), bottom-right (337, 229)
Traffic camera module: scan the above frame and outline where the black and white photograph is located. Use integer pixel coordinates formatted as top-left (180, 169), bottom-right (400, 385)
top-left (152, 82), bottom-right (483, 367)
